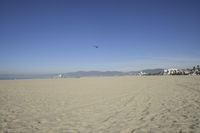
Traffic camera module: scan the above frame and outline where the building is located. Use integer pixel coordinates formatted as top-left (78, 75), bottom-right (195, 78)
top-left (138, 71), bottom-right (147, 76)
top-left (54, 74), bottom-right (64, 78)
top-left (164, 68), bottom-right (183, 75)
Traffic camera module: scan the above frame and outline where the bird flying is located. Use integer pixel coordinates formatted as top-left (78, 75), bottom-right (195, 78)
top-left (93, 45), bottom-right (99, 48)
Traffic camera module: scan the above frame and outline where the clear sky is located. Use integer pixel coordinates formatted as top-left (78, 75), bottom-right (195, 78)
top-left (0, 0), bottom-right (200, 74)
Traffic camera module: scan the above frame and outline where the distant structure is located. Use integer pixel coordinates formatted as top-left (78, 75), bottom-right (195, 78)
top-left (164, 65), bottom-right (200, 75)
top-left (138, 71), bottom-right (147, 76)
top-left (182, 69), bottom-right (191, 75)
top-left (164, 68), bottom-right (181, 75)
top-left (54, 74), bottom-right (64, 78)
top-left (192, 65), bottom-right (200, 75)
top-left (163, 68), bottom-right (191, 75)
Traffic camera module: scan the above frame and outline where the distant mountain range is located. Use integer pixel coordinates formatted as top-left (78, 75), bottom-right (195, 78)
top-left (63, 69), bottom-right (164, 77)
top-left (0, 69), bottom-right (164, 80)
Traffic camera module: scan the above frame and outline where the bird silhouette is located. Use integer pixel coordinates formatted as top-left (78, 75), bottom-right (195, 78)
top-left (93, 45), bottom-right (99, 48)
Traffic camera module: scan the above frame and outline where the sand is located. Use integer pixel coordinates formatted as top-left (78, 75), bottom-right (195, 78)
top-left (0, 76), bottom-right (200, 133)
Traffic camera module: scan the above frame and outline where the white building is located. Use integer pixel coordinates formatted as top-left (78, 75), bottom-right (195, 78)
top-left (164, 68), bottom-right (182, 75)
top-left (54, 74), bottom-right (64, 78)
top-left (138, 71), bottom-right (147, 76)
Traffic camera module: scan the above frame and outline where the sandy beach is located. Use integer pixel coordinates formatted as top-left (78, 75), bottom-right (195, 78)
top-left (0, 76), bottom-right (200, 133)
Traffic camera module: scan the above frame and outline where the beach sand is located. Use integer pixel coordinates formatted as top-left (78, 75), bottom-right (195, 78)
top-left (0, 76), bottom-right (200, 133)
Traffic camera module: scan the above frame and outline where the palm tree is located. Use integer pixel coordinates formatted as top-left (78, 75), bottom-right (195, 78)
top-left (192, 66), bottom-right (196, 75)
top-left (197, 65), bottom-right (200, 71)
top-left (197, 65), bottom-right (200, 75)
top-left (193, 66), bottom-right (196, 71)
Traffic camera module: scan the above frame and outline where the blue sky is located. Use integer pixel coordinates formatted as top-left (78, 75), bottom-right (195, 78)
top-left (0, 0), bottom-right (200, 74)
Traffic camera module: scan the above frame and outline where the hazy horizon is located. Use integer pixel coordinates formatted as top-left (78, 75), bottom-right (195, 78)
top-left (1, 0), bottom-right (200, 74)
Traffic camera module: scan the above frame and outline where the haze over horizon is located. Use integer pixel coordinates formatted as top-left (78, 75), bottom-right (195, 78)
top-left (1, 0), bottom-right (200, 74)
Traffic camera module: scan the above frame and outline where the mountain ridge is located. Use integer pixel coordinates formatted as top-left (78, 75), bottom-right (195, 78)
top-left (0, 69), bottom-right (164, 80)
